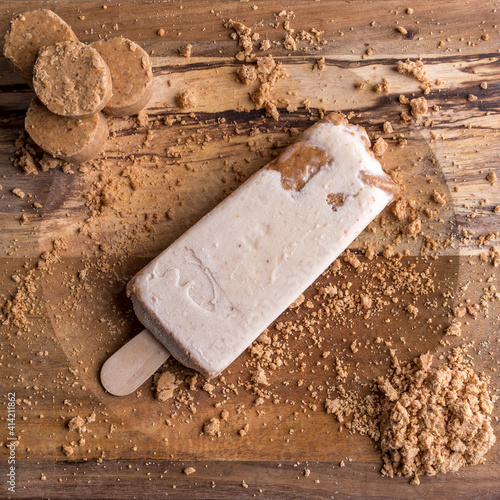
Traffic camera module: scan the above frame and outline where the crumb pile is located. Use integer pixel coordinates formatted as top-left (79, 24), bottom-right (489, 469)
top-left (326, 352), bottom-right (496, 484)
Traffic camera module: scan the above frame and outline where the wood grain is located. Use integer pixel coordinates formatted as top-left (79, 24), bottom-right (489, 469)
top-left (0, 1), bottom-right (499, 499)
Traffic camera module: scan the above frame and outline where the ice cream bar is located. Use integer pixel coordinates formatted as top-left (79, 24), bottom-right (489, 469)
top-left (125, 113), bottom-right (398, 379)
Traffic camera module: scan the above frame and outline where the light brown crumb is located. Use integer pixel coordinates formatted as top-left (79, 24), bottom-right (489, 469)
top-left (374, 78), bottom-right (390, 93)
top-left (383, 121), bottom-right (393, 134)
top-left (179, 44), bottom-right (192, 57)
top-left (406, 304), bottom-right (419, 317)
top-left (397, 26), bottom-right (408, 35)
top-left (378, 354), bottom-right (495, 480)
top-left (406, 7), bottom-right (414, 14)
top-left (239, 424), bottom-right (250, 436)
top-left (252, 366), bottom-right (269, 385)
top-left (410, 97), bottom-right (428, 119)
top-left (468, 94), bottom-right (478, 101)
top-left (289, 294), bottom-right (305, 308)
top-left (486, 172), bottom-right (497, 185)
top-left (372, 137), bottom-right (388, 157)
top-left (176, 90), bottom-right (196, 109)
top-left (183, 467), bottom-right (196, 475)
top-left (260, 39), bottom-right (271, 51)
top-left (203, 417), bottom-right (221, 437)
top-left (157, 29), bottom-right (165, 37)
top-left (445, 322), bottom-right (462, 336)
top-left (480, 82), bottom-right (488, 89)
top-left (432, 190), bottom-right (446, 206)
top-left (314, 57), bottom-right (325, 70)
top-left (154, 371), bottom-right (179, 401)
top-left (405, 218), bottom-right (422, 236)
top-left (396, 59), bottom-right (430, 84)
top-left (61, 444), bottom-right (74, 456)
top-left (12, 188), bottom-right (26, 198)
top-left (68, 416), bottom-right (86, 432)
top-left (392, 198), bottom-right (407, 221)
top-left (136, 110), bottom-right (148, 127)
top-left (237, 65), bottom-right (257, 85)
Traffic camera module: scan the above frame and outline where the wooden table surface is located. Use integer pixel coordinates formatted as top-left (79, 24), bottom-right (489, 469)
top-left (1, 1), bottom-right (499, 498)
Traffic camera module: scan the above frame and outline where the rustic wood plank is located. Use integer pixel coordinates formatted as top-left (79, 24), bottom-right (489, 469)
top-left (0, 1), bottom-right (499, 499)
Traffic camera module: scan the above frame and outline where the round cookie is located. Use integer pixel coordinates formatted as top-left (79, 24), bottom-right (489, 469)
top-left (25, 98), bottom-right (109, 164)
top-left (91, 37), bottom-right (153, 117)
top-left (33, 41), bottom-right (113, 118)
top-left (3, 9), bottom-right (78, 81)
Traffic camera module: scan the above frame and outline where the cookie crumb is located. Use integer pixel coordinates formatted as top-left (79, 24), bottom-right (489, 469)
top-left (203, 417), bottom-right (221, 437)
top-left (372, 137), bottom-right (388, 157)
top-left (410, 97), bottom-right (428, 119)
top-left (176, 90), bottom-right (196, 109)
top-left (179, 44), bottom-right (192, 57)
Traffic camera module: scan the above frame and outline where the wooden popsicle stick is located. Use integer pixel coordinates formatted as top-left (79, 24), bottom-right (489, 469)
top-left (100, 329), bottom-right (170, 396)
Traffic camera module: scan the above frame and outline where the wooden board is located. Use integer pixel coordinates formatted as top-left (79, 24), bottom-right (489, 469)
top-left (0, 1), bottom-right (499, 498)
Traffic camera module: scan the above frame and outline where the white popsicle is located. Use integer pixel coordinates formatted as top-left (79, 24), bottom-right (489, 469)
top-left (125, 113), bottom-right (398, 379)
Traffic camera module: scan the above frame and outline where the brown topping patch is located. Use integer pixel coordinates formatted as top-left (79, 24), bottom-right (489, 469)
top-left (322, 112), bottom-right (348, 127)
top-left (267, 141), bottom-right (330, 191)
top-left (359, 171), bottom-right (400, 198)
top-left (327, 193), bottom-right (345, 211)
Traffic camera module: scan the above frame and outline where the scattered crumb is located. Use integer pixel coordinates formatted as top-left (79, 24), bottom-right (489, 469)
top-left (314, 57), bottom-right (325, 71)
top-left (410, 97), bottom-right (428, 119)
top-left (176, 90), bottom-right (196, 109)
top-left (372, 137), bottom-right (388, 157)
top-left (203, 417), bottom-right (221, 437)
top-left (68, 416), bottom-right (86, 432)
top-left (179, 44), bottom-right (192, 57)
top-left (61, 444), bottom-right (74, 456)
top-left (12, 188), bottom-right (26, 198)
top-left (383, 121), bottom-right (393, 134)
top-left (154, 371), bottom-right (179, 401)
top-left (396, 59), bottom-right (431, 84)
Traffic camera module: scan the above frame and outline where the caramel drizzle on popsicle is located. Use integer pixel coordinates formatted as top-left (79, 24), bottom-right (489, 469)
top-left (359, 171), bottom-right (400, 198)
top-left (267, 140), bottom-right (330, 191)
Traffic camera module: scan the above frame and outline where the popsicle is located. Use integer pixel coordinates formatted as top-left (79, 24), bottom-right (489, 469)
top-left (101, 113), bottom-right (398, 396)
